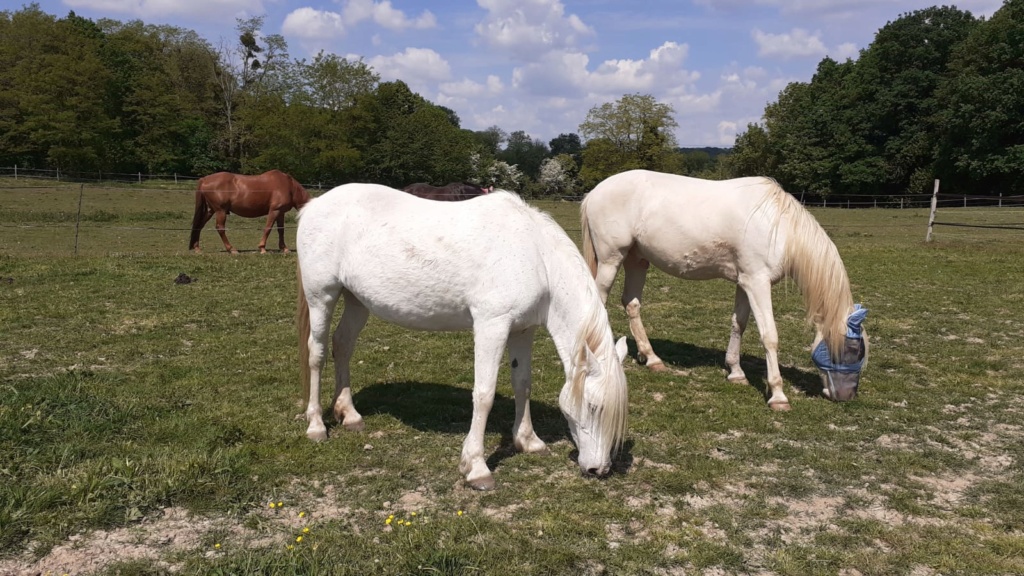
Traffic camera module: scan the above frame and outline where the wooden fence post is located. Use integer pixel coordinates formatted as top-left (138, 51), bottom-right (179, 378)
top-left (74, 184), bottom-right (85, 256)
top-left (13, 164), bottom-right (16, 179)
top-left (926, 179), bottom-right (940, 242)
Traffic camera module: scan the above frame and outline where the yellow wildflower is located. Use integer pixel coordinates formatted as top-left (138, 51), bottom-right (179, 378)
top-left (277, 501), bottom-right (283, 507)
top-left (302, 527), bottom-right (310, 534)
top-left (298, 511), bottom-right (306, 518)
top-left (296, 536), bottom-right (303, 543)
top-left (214, 543), bottom-right (221, 549)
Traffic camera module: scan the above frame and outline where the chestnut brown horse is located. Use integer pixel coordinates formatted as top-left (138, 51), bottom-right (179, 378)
top-left (402, 182), bottom-right (493, 201)
top-left (189, 170), bottom-right (310, 254)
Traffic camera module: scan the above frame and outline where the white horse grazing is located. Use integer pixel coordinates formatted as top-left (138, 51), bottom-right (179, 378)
top-left (296, 184), bottom-right (629, 490)
top-left (580, 170), bottom-right (868, 411)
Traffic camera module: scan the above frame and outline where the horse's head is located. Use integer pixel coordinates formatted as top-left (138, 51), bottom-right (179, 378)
top-left (560, 336), bottom-right (628, 477)
top-left (293, 178), bottom-right (311, 206)
top-left (812, 305), bottom-right (868, 402)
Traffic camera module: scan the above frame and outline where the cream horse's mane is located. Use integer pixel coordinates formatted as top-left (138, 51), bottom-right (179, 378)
top-left (496, 191), bottom-right (628, 451)
top-left (756, 179), bottom-right (856, 359)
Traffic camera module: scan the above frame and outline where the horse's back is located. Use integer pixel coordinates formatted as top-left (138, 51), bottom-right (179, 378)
top-left (298, 184), bottom-right (550, 330)
top-left (585, 170), bottom-right (789, 280)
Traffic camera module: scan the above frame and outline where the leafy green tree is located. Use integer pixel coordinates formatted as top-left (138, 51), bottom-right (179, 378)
top-left (499, 130), bottom-right (549, 180)
top-left (578, 93), bottom-right (678, 183)
top-left (937, 0), bottom-right (1024, 194)
top-left (352, 81), bottom-right (475, 186)
top-left (728, 123), bottom-right (778, 177)
top-left (0, 7), bottom-right (115, 172)
top-left (549, 132), bottom-right (582, 166)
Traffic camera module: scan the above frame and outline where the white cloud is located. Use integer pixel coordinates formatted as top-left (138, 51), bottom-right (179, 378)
top-left (832, 42), bottom-right (859, 60)
top-left (511, 41), bottom-right (699, 101)
top-left (63, 0), bottom-right (261, 18)
top-left (342, 0), bottom-right (436, 30)
top-left (369, 48), bottom-right (452, 89)
top-left (282, 1), bottom-right (435, 44)
top-left (475, 0), bottom-right (595, 61)
top-left (282, 7), bottom-right (346, 40)
top-left (752, 28), bottom-right (827, 59)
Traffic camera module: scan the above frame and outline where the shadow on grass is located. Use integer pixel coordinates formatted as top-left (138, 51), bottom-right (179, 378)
top-left (348, 381), bottom-right (636, 477)
top-left (644, 338), bottom-right (826, 401)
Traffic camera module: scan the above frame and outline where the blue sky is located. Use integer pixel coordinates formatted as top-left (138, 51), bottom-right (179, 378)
top-left (17, 0), bottom-right (1005, 147)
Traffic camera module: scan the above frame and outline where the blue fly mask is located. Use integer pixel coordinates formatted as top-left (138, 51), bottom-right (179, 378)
top-left (811, 304), bottom-right (868, 401)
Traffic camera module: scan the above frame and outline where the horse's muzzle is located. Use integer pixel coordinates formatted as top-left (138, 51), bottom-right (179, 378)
top-left (821, 370), bottom-right (860, 402)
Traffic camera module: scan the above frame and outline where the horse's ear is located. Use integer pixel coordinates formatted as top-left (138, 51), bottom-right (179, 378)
top-left (615, 337), bottom-right (628, 363)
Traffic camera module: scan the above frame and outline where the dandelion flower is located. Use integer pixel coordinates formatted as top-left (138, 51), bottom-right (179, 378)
top-left (287, 544), bottom-right (294, 551)
top-left (277, 501), bottom-right (283, 507)
top-left (296, 536), bottom-right (303, 543)
top-left (411, 512), bottom-right (417, 517)
top-left (269, 502), bottom-right (276, 509)
top-left (385, 518), bottom-right (392, 525)
top-left (302, 527), bottom-right (310, 533)
top-left (214, 543), bottom-right (221, 549)
top-left (457, 510), bottom-right (463, 516)
top-left (298, 511), bottom-right (306, 518)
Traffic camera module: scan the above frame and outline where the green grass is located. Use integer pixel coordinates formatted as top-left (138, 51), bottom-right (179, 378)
top-left (2, 184), bottom-right (1023, 575)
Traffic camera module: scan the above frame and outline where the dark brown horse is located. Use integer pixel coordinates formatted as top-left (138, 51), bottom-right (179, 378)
top-left (401, 182), bottom-right (493, 201)
top-left (189, 170), bottom-right (310, 254)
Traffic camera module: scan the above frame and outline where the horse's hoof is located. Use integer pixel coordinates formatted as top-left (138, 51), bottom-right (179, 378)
top-left (466, 474), bottom-right (496, 491)
top-left (647, 361), bottom-right (668, 372)
top-left (727, 374), bottom-right (748, 384)
top-left (229, 250), bottom-right (239, 255)
top-left (306, 429), bottom-right (328, 442)
top-left (768, 401), bottom-right (792, 412)
top-left (343, 419), bottom-right (365, 432)
top-left (282, 248), bottom-right (291, 254)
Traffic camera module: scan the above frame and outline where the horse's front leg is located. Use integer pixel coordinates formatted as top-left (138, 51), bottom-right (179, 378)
top-left (460, 321), bottom-right (509, 491)
top-left (330, 293), bottom-right (368, 431)
top-left (622, 255), bottom-right (666, 371)
top-left (258, 210), bottom-right (280, 254)
top-left (508, 328), bottom-right (547, 455)
top-left (726, 285), bottom-right (751, 383)
top-left (738, 275), bottom-right (789, 410)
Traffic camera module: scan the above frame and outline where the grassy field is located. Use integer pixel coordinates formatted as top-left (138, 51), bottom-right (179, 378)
top-left (1, 180), bottom-right (1023, 575)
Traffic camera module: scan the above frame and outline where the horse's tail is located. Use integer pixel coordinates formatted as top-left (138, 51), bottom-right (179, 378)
top-left (772, 183), bottom-right (853, 359)
top-left (189, 181), bottom-right (208, 250)
top-left (580, 195), bottom-right (598, 277)
top-left (297, 260), bottom-right (311, 407)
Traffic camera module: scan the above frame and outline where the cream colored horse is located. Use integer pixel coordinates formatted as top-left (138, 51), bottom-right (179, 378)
top-left (296, 184), bottom-right (628, 490)
top-left (581, 170), bottom-right (868, 410)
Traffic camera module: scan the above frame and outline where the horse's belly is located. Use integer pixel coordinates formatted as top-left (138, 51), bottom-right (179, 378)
top-left (364, 301), bottom-right (474, 332)
top-left (640, 241), bottom-right (739, 282)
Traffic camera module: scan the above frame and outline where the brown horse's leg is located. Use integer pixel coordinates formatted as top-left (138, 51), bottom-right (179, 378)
top-left (193, 210), bottom-right (215, 253)
top-left (276, 212), bottom-right (289, 253)
top-left (258, 210), bottom-right (279, 254)
top-left (215, 211), bottom-right (237, 254)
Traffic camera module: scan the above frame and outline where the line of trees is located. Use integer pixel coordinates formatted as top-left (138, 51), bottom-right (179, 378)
top-left (4, 2), bottom-right (1022, 198)
top-left (0, 4), bottom-right (719, 196)
top-left (729, 1), bottom-right (1024, 197)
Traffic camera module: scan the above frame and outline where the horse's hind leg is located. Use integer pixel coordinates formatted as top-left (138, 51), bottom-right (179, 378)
top-left (214, 211), bottom-right (237, 254)
top-left (330, 292), bottom-right (368, 432)
top-left (621, 252), bottom-right (666, 371)
top-left (738, 275), bottom-right (789, 411)
top-left (303, 286), bottom-right (341, 441)
top-left (276, 212), bottom-right (289, 253)
top-left (508, 328), bottom-right (546, 455)
top-left (726, 285), bottom-right (751, 383)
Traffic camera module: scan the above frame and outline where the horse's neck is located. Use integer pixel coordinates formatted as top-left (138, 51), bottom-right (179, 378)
top-left (543, 250), bottom-right (605, 377)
